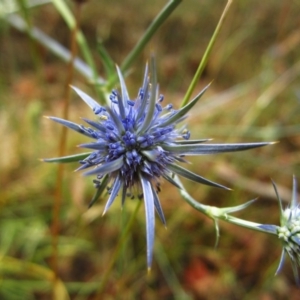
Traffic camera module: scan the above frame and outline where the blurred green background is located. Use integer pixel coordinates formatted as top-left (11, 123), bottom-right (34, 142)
top-left (0, 0), bottom-right (300, 299)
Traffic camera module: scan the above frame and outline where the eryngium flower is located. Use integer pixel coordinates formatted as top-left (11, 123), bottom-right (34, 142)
top-left (44, 60), bottom-right (272, 268)
top-left (273, 176), bottom-right (300, 284)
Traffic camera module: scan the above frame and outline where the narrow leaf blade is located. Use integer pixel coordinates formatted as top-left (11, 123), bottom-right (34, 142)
top-left (83, 156), bottom-right (123, 176)
top-left (139, 173), bottom-right (155, 269)
top-left (43, 152), bottom-right (91, 163)
top-left (71, 86), bottom-right (103, 113)
top-left (47, 116), bottom-right (95, 138)
top-left (164, 142), bottom-right (274, 155)
top-left (88, 175), bottom-right (109, 208)
top-left (103, 175), bottom-right (122, 215)
top-left (167, 163), bottom-right (229, 189)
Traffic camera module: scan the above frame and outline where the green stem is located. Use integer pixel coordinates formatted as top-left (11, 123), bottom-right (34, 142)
top-left (106, 0), bottom-right (181, 91)
top-left (220, 214), bottom-right (277, 235)
top-left (179, 182), bottom-right (277, 236)
top-left (121, 0), bottom-right (182, 73)
top-left (97, 200), bottom-right (142, 294)
top-left (181, 0), bottom-right (232, 108)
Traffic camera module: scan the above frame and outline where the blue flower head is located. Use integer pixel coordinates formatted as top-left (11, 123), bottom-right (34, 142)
top-left (274, 176), bottom-right (300, 284)
top-left (45, 59), bottom-right (271, 269)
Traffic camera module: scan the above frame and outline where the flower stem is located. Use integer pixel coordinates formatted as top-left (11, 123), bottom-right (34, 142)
top-left (219, 214), bottom-right (277, 235)
top-left (121, 0), bottom-right (182, 73)
top-left (181, 0), bottom-right (232, 107)
top-left (106, 0), bottom-right (182, 91)
top-left (97, 199), bottom-right (142, 295)
top-left (179, 181), bottom-right (278, 236)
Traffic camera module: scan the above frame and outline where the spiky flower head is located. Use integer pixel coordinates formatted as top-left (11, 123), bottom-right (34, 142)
top-left (273, 176), bottom-right (300, 283)
top-left (44, 58), bottom-right (271, 268)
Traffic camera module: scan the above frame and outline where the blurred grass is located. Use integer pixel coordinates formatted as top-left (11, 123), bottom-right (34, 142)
top-left (0, 0), bottom-right (300, 299)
